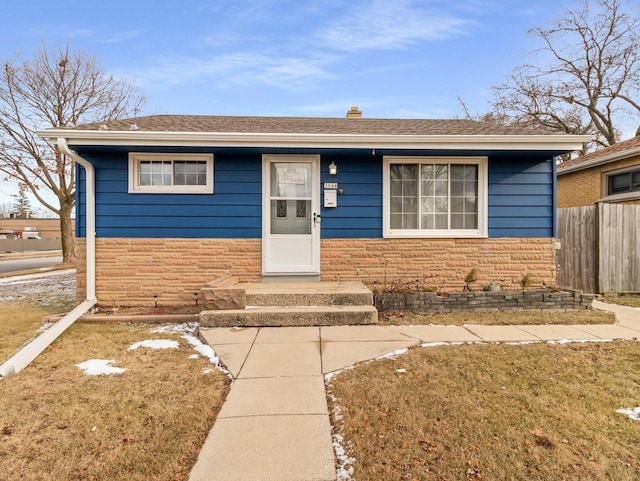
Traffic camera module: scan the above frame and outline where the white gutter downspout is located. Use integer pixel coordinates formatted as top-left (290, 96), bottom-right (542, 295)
top-left (0, 138), bottom-right (97, 377)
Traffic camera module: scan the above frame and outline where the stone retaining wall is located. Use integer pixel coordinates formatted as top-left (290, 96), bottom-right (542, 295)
top-left (375, 289), bottom-right (595, 313)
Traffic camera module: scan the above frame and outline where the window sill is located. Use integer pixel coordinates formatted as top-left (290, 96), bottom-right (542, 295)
top-left (383, 230), bottom-right (488, 239)
top-left (597, 192), bottom-right (640, 203)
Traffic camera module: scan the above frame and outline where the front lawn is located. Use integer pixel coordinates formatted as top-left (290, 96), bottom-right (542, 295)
top-left (0, 318), bottom-right (230, 481)
top-left (603, 294), bottom-right (640, 308)
top-left (328, 341), bottom-right (640, 481)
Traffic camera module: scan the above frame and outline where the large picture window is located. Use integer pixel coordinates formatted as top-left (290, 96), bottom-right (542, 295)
top-left (383, 157), bottom-right (487, 238)
top-left (129, 153), bottom-right (213, 194)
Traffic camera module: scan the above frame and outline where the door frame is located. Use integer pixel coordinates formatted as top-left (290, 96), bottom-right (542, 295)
top-left (262, 154), bottom-right (321, 276)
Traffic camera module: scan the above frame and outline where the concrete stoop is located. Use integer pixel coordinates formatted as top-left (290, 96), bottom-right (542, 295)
top-left (199, 281), bottom-right (378, 327)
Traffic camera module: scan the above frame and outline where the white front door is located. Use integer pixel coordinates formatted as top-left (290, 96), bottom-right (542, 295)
top-left (263, 155), bottom-right (320, 275)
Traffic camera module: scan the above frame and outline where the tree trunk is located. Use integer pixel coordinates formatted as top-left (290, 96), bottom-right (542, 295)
top-left (59, 199), bottom-right (76, 263)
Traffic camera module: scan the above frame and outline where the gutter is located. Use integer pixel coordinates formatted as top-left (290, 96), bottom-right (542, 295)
top-left (0, 139), bottom-right (97, 377)
top-left (558, 145), bottom-right (640, 175)
top-left (38, 129), bottom-right (593, 152)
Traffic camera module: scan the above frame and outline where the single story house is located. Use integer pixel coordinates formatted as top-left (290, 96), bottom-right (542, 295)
top-left (557, 135), bottom-right (640, 207)
top-left (39, 109), bottom-right (590, 306)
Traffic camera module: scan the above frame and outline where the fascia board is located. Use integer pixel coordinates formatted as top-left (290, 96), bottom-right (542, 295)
top-left (38, 129), bottom-right (592, 152)
top-left (557, 146), bottom-right (640, 175)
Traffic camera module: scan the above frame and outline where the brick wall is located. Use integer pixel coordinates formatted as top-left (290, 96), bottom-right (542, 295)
top-left (557, 156), bottom-right (640, 207)
top-left (321, 238), bottom-right (556, 293)
top-left (77, 237), bottom-right (556, 306)
top-left (76, 238), bottom-right (262, 305)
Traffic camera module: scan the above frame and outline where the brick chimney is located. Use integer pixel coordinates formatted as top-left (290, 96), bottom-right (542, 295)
top-left (346, 106), bottom-right (362, 119)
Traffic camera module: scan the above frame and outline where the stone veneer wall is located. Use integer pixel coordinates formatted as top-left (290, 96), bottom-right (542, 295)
top-left (320, 238), bottom-right (556, 293)
top-left (76, 237), bottom-right (557, 306)
top-left (375, 289), bottom-right (595, 313)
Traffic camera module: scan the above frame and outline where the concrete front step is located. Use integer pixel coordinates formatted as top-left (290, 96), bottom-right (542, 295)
top-left (240, 281), bottom-right (373, 307)
top-left (200, 305), bottom-right (378, 327)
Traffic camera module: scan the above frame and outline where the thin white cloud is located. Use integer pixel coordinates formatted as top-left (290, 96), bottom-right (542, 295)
top-left (318, 0), bottom-right (473, 52)
top-left (100, 30), bottom-right (143, 44)
top-left (130, 51), bottom-right (336, 91)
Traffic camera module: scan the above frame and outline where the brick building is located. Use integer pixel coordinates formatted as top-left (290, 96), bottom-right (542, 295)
top-left (557, 136), bottom-right (640, 208)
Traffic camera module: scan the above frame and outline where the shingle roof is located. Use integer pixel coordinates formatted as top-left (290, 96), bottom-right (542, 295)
top-left (72, 114), bottom-right (554, 136)
top-left (558, 136), bottom-right (640, 172)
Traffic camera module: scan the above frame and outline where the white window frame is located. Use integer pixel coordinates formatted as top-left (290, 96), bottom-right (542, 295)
top-left (383, 156), bottom-right (488, 239)
top-left (128, 153), bottom-right (214, 194)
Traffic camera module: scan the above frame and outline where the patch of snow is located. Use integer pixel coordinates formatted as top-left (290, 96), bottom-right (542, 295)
top-left (128, 339), bottom-right (180, 351)
top-left (150, 322), bottom-right (199, 336)
top-left (76, 359), bottom-right (126, 376)
top-left (420, 341), bottom-right (450, 348)
top-left (189, 354), bottom-right (199, 359)
top-left (202, 368), bottom-right (214, 374)
top-left (148, 323), bottom-right (233, 380)
top-left (375, 347), bottom-right (409, 361)
top-left (325, 387), bottom-right (355, 481)
top-left (396, 368), bottom-right (406, 374)
top-left (617, 407), bottom-right (640, 421)
top-left (547, 339), bottom-right (612, 345)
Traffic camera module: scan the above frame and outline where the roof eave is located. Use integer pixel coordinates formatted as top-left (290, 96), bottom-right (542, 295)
top-left (558, 145), bottom-right (640, 175)
top-left (38, 129), bottom-right (592, 152)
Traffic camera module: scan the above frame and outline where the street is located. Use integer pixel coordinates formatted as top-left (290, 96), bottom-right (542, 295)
top-left (0, 255), bottom-right (63, 274)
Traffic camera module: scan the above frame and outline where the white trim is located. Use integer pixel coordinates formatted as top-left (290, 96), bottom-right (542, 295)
top-left (128, 153), bottom-right (213, 194)
top-left (383, 156), bottom-right (488, 239)
top-left (39, 129), bottom-right (592, 152)
top-left (262, 154), bottom-right (320, 275)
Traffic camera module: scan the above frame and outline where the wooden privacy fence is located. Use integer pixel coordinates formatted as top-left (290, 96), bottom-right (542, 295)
top-left (557, 204), bottom-right (640, 293)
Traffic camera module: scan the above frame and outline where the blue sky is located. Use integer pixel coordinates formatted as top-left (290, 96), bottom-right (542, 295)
top-left (0, 0), bottom-right (569, 208)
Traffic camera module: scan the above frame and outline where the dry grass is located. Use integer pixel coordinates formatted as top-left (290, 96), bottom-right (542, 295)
top-left (0, 319), bottom-right (230, 481)
top-left (603, 295), bottom-right (640, 308)
top-left (328, 341), bottom-right (640, 481)
top-left (379, 309), bottom-right (615, 326)
top-left (0, 302), bottom-right (57, 363)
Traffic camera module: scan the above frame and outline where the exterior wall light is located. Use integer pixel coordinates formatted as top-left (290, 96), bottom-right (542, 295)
top-left (328, 161), bottom-right (338, 176)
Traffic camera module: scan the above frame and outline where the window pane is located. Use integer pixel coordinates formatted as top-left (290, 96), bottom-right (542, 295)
top-left (434, 165), bottom-right (448, 180)
top-left (434, 180), bottom-right (448, 196)
top-left (403, 180), bottom-right (417, 196)
top-left (451, 181), bottom-right (464, 196)
top-left (451, 196), bottom-right (464, 213)
top-left (391, 196), bottom-right (403, 213)
top-left (450, 165), bottom-right (464, 180)
top-left (391, 180), bottom-right (403, 196)
top-left (421, 214), bottom-right (434, 229)
top-left (391, 213), bottom-right (403, 229)
top-left (435, 197), bottom-right (448, 214)
top-left (465, 214), bottom-right (478, 229)
top-left (435, 214), bottom-right (448, 229)
top-left (271, 162), bottom-right (311, 198)
top-left (403, 213), bottom-right (417, 229)
top-left (421, 180), bottom-right (434, 196)
top-left (451, 213), bottom-right (464, 229)
top-left (632, 171), bottom-right (640, 190)
top-left (609, 172), bottom-right (631, 194)
top-left (421, 197), bottom-right (434, 214)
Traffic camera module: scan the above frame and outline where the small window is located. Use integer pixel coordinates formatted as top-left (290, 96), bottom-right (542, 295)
top-left (607, 168), bottom-right (640, 196)
top-left (129, 153), bottom-right (213, 193)
top-left (384, 156), bottom-right (487, 238)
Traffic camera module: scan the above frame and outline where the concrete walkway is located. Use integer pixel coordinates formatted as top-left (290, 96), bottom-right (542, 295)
top-left (190, 302), bottom-right (640, 481)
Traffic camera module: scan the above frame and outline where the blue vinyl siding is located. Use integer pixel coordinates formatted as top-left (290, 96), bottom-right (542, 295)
top-left (75, 148), bottom-right (555, 239)
top-left (488, 157), bottom-right (554, 237)
top-left (320, 154), bottom-right (382, 238)
top-left (76, 150), bottom-right (262, 238)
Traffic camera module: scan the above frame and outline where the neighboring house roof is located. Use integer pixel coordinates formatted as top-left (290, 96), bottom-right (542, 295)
top-left (39, 114), bottom-right (591, 152)
top-left (557, 136), bottom-right (640, 175)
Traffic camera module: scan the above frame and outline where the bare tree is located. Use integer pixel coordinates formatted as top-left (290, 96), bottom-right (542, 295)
top-left (489, 0), bottom-right (640, 151)
top-left (0, 43), bottom-right (144, 261)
